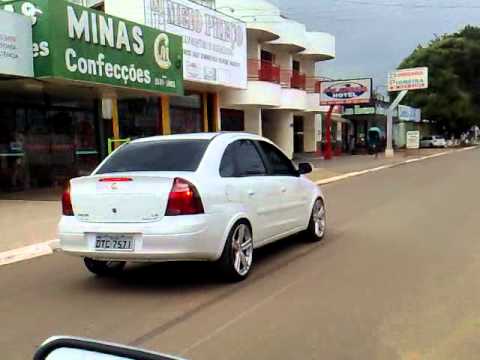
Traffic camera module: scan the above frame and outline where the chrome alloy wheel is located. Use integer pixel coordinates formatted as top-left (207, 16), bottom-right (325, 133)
top-left (231, 224), bottom-right (253, 276)
top-left (312, 199), bottom-right (326, 238)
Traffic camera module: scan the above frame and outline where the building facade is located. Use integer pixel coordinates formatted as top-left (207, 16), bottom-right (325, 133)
top-left (0, 0), bottom-right (335, 200)
top-left (0, 0), bottom-right (187, 198)
top-left (216, 0), bottom-right (335, 158)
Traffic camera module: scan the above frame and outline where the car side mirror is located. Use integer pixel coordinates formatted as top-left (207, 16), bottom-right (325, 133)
top-left (298, 162), bottom-right (313, 175)
top-left (34, 337), bottom-right (181, 360)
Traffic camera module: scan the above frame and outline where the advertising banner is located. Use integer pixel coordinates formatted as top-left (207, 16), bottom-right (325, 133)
top-left (0, 10), bottom-right (33, 77)
top-left (388, 67), bottom-right (428, 92)
top-left (3, 0), bottom-right (184, 95)
top-left (399, 105), bottom-right (421, 122)
top-left (320, 78), bottom-right (372, 106)
top-left (104, 0), bottom-right (247, 89)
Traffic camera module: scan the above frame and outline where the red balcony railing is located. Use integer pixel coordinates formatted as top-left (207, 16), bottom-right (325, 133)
top-left (291, 70), bottom-right (306, 90)
top-left (247, 59), bottom-right (311, 90)
top-left (279, 69), bottom-right (292, 88)
top-left (248, 59), bottom-right (280, 84)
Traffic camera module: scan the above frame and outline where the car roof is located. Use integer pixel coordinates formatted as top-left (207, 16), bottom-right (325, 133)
top-left (132, 132), bottom-right (265, 143)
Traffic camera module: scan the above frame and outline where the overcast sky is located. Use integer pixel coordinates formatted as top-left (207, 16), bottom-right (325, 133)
top-left (269, 0), bottom-right (480, 91)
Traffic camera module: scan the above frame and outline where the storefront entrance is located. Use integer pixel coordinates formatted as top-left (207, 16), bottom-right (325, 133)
top-left (0, 99), bottom-right (98, 199)
top-left (170, 94), bottom-right (203, 134)
top-left (221, 109), bottom-right (245, 131)
top-left (294, 116), bottom-right (304, 153)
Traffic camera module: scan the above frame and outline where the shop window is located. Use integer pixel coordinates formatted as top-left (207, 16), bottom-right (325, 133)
top-left (118, 98), bottom-right (159, 139)
top-left (0, 103), bottom-right (98, 198)
top-left (170, 94), bottom-right (203, 134)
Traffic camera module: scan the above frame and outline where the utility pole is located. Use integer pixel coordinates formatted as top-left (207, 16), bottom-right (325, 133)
top-left (385, 90), bottom-right (408, 157)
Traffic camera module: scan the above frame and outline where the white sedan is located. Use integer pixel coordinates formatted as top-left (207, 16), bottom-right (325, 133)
top-left (420, 135), bottom-right (447, 148)
top-left (59, 133), bottom-right (326, 281)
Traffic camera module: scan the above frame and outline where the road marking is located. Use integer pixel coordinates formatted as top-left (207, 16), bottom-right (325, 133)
top-left (180, 280), bottom-right (299, 356)
top-left (316, 147), bottom-right (477, 185)
top-left (0, 239), bottom-right (59, 267)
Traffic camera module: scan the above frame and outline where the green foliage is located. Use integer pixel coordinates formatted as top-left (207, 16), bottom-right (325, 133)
top-left (397, 26), bottom-right (480, 134)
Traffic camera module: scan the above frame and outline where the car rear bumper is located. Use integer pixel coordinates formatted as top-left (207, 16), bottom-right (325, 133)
top-left (58, 214), bottom-right (223, 262)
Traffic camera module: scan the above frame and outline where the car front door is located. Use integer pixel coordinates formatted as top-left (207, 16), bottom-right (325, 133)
top-left (256, 141), bottom-right (310, 236)
top-left (220, 140), bottom-right (274, 244)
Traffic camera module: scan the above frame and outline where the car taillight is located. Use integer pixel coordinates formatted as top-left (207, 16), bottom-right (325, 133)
top-left (62, 183), bottom-right (74, 216)
top-left (165, 178), bottom-right (204, 216)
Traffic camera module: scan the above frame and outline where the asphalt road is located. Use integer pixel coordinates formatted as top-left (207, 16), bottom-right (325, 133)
top-left (2, 148), bottom-right (480, 360)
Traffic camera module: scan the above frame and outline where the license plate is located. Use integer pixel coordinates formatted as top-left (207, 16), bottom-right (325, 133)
top-left (95, 234), bottom-right (134, 251)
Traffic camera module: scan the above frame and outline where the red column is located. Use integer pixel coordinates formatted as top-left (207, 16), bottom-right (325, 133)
top-left (324, 105), bottom-right (334, 160)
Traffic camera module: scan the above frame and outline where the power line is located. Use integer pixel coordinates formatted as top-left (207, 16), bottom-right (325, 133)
top-left (336, 0), bottom-right (480, 9)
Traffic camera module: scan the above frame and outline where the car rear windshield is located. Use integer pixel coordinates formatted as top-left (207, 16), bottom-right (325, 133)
top-left (96, 140), bottom-right (210, 174)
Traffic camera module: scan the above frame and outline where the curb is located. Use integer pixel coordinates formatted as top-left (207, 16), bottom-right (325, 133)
top-left (315, 146), bottom-right (477, 185)
top-left (0, 146), bottom-right (477, 268)
top-left (0, 240), bottom-right (60, 267)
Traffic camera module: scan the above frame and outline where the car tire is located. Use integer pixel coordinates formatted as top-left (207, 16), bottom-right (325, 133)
top-left (83, 258), bottom-right (126, 276)
top-left (217, 220), bottom-right (254, 282)
top-left (304, 198), bottom-right (326, 242)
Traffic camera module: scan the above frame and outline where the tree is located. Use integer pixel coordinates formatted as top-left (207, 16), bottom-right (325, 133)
top-left (397, 26), bottom-right (480, 135)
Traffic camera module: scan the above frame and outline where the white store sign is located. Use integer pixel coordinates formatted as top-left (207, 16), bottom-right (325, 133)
top-left (105, 0), bottom-right (247, 89)
top-left (388, 67), bottom-right (428, 92)
top-left (0, 10), bottom-right (33, 77)
top-left (406, 130), bottom-right (420, 149)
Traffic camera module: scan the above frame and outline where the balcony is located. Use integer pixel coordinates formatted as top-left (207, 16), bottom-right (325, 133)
top-left (221, 59), bottom-right (282, 107)
top-left (248, 59), bottom-right (280, 84)
top-left (227, 59), bottom-right (308, 109)
top-left (291, 70), bottom-right (306, 90)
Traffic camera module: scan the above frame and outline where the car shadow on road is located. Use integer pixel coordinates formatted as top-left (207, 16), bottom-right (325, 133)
top-left (72, 233), bottom-right (331, 294)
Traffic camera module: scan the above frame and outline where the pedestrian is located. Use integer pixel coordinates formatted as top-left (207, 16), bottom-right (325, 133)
top-left (372, 143), bottom-right (378, 158)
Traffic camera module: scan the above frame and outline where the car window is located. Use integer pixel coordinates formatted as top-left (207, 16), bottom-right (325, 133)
top-left (422, 136), bottom-right (432, 141)
top-left (220, 140), bottom-right (266, 177)
top-left (219, 142), bottom-right (237, 177)
top-left (96, 140), bottom-right (209, 174)
top-left (257, 141), bottom-right (298, 176)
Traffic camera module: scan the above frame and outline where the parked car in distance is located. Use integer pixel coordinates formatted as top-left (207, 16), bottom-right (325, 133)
top-left (420, 135), bottom-right (447, 148)
top-left (58, 133), bottom-right (326, 281)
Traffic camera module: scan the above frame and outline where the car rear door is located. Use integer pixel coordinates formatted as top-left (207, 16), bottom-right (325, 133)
top-left (220, 140), bottom-right (274, 243)
top-left (256, 141), bottom-right (310, 235)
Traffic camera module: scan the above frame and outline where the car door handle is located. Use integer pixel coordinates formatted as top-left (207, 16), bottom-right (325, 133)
top-left (281, 187), bottom-right (287, 193)
top-left (248, 190), bottom-right (256, 196)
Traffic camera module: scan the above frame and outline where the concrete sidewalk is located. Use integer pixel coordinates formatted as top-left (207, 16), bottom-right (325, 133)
top-left (0, 200), bottom-right (59, 253)
top-left (0, 147), bottom-right (468, 255)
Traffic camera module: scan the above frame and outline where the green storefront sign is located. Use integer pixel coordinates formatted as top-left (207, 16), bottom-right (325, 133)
top-left (2, 0), bottom-right (183, 95)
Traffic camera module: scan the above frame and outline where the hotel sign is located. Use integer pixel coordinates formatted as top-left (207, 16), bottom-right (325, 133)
top-left (320, 78), bottom-right (372, 105)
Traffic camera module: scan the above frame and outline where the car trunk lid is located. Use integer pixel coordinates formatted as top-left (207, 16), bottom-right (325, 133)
top-left (70, 175), bottom-right (174, 223)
